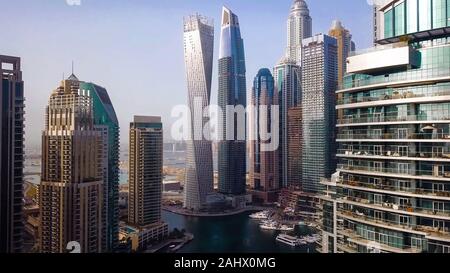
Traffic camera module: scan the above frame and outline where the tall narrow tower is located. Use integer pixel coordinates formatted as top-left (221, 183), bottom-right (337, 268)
top-left (0, 55), bottom-right (25, 253)
top-left (218, 7), bottom-right (247, 196)
top-left (128, 116), bottom-right (163, 227)
top-left (286, 0), bottom-right (312, 65)
top-left (40, 74), bottom-right (104, 253)
top-left (183, 14), bottom-right (214, 211)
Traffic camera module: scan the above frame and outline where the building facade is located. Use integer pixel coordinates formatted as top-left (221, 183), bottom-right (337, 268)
top-left (274, 58), bottom-right (301, 188)
top-left (319, 0), bottom-right (450, 253)
top-left (218, 7), bottom-right (247, 195)
top-left (80, 82), bottom-right (120, 251)
top-left (40, 74), bottom-right (104, 253)
top-left (301, 34), bottom-right (338, 193)
top-left (286, 0), bottom-right (312, 65)
top-left (328, 20), bottom-right (355, 87)
top-left (128, 116), bottom-right (163, 227)
top-left (0, 55), bottom-right (24, 253)
top-left (249, 68), bottom-right (279, 203)
top-left (183, 14), bottom-right (214, 211)
top-left (287, 106), bottom-right (302, 188)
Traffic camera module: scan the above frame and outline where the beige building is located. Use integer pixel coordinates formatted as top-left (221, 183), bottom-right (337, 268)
top-left (39, 74), bottom-right (104, 253)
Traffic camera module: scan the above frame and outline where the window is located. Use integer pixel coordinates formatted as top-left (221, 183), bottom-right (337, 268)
top-left (374, 145), bottom-right (383, 156)
top-left (433, 202), bottom-right (445, 213)
top-left (394, 2), bottom-right (406, 36)
top-left (398, 128), bottom-right (409, 139)
top-left (432, 147), bottom-right (444, 158)
top-left (432, 0), bottom-right (447, 28)
top-left (398, 180), bottom-right (411, 191)
top-left (384, 8), bottom-right (394, 38)
top-left (433, 183), bottom-right (445, 193)
top-left (373, 162), bottom-right (383, 172)
top-left (374, 211), bottom-right (383, 221)
top-left (398, 146), bottom-right (408, 157)
top-left (372, 129), bottom-right (383, 139)
top-left (407, 0), bottom-right (418, 33)
top-left (374, 194), bottom-right (384, 205)
top-left (399, 215), bottom-right (410, 226)
top-left (398, 163), bottom-right (410, 174)
top-left (411, 237), bottom-right (423, 250)
top-left (419, 0), bottom-right (432, 31)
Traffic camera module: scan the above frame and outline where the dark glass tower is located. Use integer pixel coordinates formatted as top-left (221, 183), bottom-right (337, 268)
top-left (0, 55), bottom-right (24, 253)
top-left (218, 7), bottom-right (247, 195)
top-left (80, 82), bottom-right (120, 252)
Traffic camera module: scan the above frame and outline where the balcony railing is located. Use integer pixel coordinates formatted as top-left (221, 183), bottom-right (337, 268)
top-left (337, 149), bottom-right (450, 160)
top-left (340, 67), bottom-right (450, 91)
top-left (338, 178), bottom-right (450, 199)
top-left (337, 132), bottom-right (450, 141)
top-left (337, 164), bottom-right (450, 179)
top-left (339, 195), bottom-right (450, 219)
top-left (338, 114), bottom-right (450, 125)
top-left (337, 210), bottom-right (450, 241)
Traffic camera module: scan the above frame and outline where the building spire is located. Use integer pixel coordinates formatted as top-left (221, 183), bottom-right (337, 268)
top-left (67, 61), bottom-right (79, 81)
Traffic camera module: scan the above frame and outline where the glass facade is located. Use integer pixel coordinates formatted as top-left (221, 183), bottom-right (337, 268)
top-left (383, 0), bottom-right (449, 39)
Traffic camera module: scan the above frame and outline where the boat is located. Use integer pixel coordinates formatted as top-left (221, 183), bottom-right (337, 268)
top-left (298, 221), bottom-right (306, 226)
top-left (276, 234), bottom-right (299, 247)
top-left (249, 210), bottom-right (271, 220)
top-left (279, 225), bottom-right (295, 231)
top-left (260, 220), bottom-right (278, 230)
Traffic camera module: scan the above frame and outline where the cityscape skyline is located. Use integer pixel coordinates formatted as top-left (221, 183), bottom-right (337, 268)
top-left (0, 0), bottom-right (373, 147)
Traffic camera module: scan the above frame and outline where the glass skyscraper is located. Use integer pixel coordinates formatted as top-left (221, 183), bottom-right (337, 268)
top-left (218, 7), bottom-right (247, 195)
top-left (183, 14), bottom-right (214, 211)
top-left (80, 82), bottom-right (120, 251)
top-left (301, 34), bottom-right (338, 193)
top-left (0, 55), bottom-right (24, 253)
top-left (318, 0), bottom-right (450, 253)
top-left (249, 68), bottom-right (279, 203)
top-left (286, 0), bottom-right (312, 65)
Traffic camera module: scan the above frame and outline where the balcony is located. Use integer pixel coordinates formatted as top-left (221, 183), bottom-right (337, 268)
top-left (337, 210), bottom-right (450, 242)
top-left (337, 149), bottom-right (450, 162)
top-left (337, 132), bottom-right (450, 143)
top-left (337, 178), bottom-right (450, 201)
top-left (338, 114), bottom-right (450, 126)
top-left (338, 195), bottom-right (450, 220)
top-left (337, 164), bottom-right (450, 181)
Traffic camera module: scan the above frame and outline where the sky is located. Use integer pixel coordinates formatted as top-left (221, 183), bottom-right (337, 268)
top-left (0, 0), bottom-right (373, 148)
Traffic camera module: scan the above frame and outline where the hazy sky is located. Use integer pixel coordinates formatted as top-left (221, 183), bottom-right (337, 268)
top-left (1, 0), bottom-right (373, 147)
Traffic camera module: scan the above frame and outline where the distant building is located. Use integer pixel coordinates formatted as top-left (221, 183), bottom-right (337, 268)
top-left (286, 0), bottom-right (312, 65)
top-left (249, 68), bottom-right (279, 203)
top-left (183, 14), bottom-right (215, 211)
top-left (328, 20), bottom-right (355, 87)
top-left (274, 58), bottom-right (301, 188)
top-left (301, 34), bottom-right (338, 193)
top-left (40, 74), bottom-right (103, 253)
top-left (0, 55), bottom-right (25, 253)
top-left (128, 116), bottom-right (163, 227)
top-left (287, 106), bottom-right (302, 188)
top-left (218, 7), bottom-right (247, 196)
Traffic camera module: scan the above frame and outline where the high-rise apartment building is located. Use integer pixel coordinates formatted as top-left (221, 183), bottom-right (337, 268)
top-left (0, 55), bottom-right (24, 253)
top-left (328, 20), bottom-right (355, 87)
top-left (287, 106), bottom-right (302, 188)
top-left (274, 58), bottom-right (301, 188)
top-left (249, 68), bottom-right (279, 203)
top-left (318, 0), bottom-right (450, 253)
top-left (183, 14), bottom-right (214, 211)
top-left (80, 82), bottom-right (120, 251)
top-left (40, 74), bottom-right (104, 253)
top-left (128, 116), bottom-right (163, 227)
top-left (286, 0), bottom-right (312, 65)
top-left (301, 34), bottom-right (338, 193)
top-left (218, 7), bottom-right (247, 196)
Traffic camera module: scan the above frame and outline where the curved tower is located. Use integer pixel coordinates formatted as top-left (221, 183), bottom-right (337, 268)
top-left (183, 14), bottom-right (214, 211)
top-left (286, 0), bottom-right (312, 65)
top-left (218, 7), bottom-right (247, 196)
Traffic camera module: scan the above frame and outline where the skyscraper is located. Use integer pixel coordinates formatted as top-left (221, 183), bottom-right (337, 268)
top-left (328, 20), bottom-right (355, 87)
top-left (287, 106), bottom-right (302, 188)
top-left (183, 14), bottom-right (214, 211)
top-left (40, 74), bottom-right (104, 253)
top-left (218, 7), bottom-right (247, 196)
top-left (286, 0), bottom-right (312, 65)
top-left (318, 0), bottom-right (450, 253)
top-left (301, 34), bottom-right (338, 193)
top-left (128, 116), bottom-right (163, 227)
top-left (80, 82), bottom-right (120, 251)
top-left (274, 57), bottom-right (301, 188)
top-left (0, 55), bottom-right (24, 253)
top-left (249, 68), bottom-right (279, 203)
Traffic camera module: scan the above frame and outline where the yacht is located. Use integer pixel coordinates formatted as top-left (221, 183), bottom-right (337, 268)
top-left (260, 220), bottom-right (278, 230)
top-left (249, 210), bottom-right (271, 220)
top-left (276, 234), bottom-right (299, 247)
top-left (279, 225), bottom-right (295, 231)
